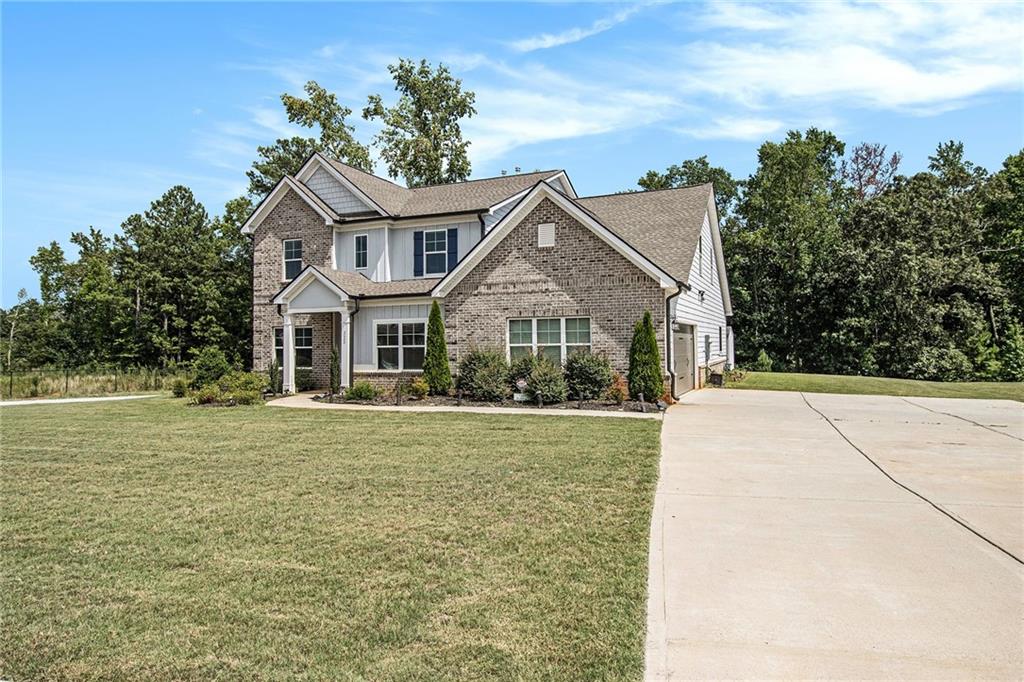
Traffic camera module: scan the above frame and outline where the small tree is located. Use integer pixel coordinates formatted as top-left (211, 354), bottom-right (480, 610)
top-left (190, 346), bottom-right (231, 389)
top-left (268, 357), bottom-right (282, 394)
top-left (628, 311), bottom-right (663, 400)
top-left (422, 300), bottom-right (452, 394)
top-left (330, 345), bottom-right (341, 394)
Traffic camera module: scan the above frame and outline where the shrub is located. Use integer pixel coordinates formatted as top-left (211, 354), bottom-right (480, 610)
top-left (295, 368), bottom-right (315, 392)
top-left (221, 371), bottom-right (269, 395)
top-left (628, 311), bottom-right (663, 400)
top-left (422, 301), bottom-right (452, 395)
top-left (751, 349), bottom-right (773, 373)
top-left (171, 377), bottom-right (188, 398)
top-left (565, 350), bottom-right (613, 400)
top-left (189, 371), bottom-right (268, 406)
top-left (458, 348), bottom-right (510, 402)
top-left (509, 351), bottom-right (539, 387)
top-left (909, 346), bottom-right (972, 382)
top-left (345, 380), bottom-right (378, 401)
top-left (190, 346), bottom-right (230, 388)
top-left (268, 358), bottom-right (283, 394)
top-left (603, 372), bottom-right (628, 404)
top-left (999, 321), bottom-right (1024, 381)
top-left (189, 384), bottom-right (222, 405)
top-left (527, 357), bottom-right (568, 404)
top-left (330, 346), bottom-right (341, 394)
top-left (404, 376), bottom-right (429, 399)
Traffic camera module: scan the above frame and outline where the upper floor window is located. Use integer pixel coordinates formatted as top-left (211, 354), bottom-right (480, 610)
top-left (507, 317), bottom-right (591, 365)
top-left (355, 234), bottom-right (368, 270)
top-left (283, 239), bottom-right (303, 280)
top-left (424, 230), bottom-right (447, 276)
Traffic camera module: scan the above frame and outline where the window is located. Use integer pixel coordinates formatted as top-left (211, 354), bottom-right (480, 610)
top-left (274, 326), bottom-right (313, 368)
top-left (698, 234), bottom-right (703, 276)
top-left (718, 326), bottom-right (723, 351)
top-left (506, 317), bottom-right (591, 364)
top-left (283, 239), bottom-right (303, 280)
top-left (424, 230), bottom-right (447, 276)
top-left (354, 234), bottom-right (368, 270)
top-left (376, 321), bottom-right (426, 371)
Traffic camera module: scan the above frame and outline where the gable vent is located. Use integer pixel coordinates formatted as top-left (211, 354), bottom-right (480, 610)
top-left (537, 222), bottom-right (555, 248)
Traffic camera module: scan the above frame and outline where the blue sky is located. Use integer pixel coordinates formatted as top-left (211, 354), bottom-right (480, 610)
top-left (3, 1), bottom-right (1022, 305)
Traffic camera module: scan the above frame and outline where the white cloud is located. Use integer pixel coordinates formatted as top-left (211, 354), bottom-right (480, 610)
top-left (507, 4), bottom-right (648, 52)
top-left (675, 116), bottom-right (784, 141)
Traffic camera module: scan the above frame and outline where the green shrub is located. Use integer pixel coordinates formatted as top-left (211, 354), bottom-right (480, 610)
top-left (422, 300), bottom-right (452, 395)
top-left (330, 346), bottom-right (341, 394)
top-left (603, 372), bottom-right (628, 404)
top-left (565, 350), bottom-right (613, 399)
top-left (404, 376), bottom-right (429, 399)
top-left (190, 346), bottom-right (231, 389)
top-left (458, 348), bottom-right (510, 402)
top-left (509, 351), bottom-right (539, 387)
top-left (188, 384), bottom-right (223, 405)
top-left (221, 371), bottom-right (269, 395)
top-left (295, 368), bottom-right (315, 392)
top-left (189, 371), bottom-right (267, 406)
top-left (909, 346), bottom-right (972, 382)
top-left (527, 357), bottom-right (568, 404)
top-left (628, 311), bottom-right (663, 400)
top-left (999, 322), bottom-right (1024, 381)
top-left (751, 349), bottom-right (773, 373)
top-left (345, 380), bottom-right (378, 401)
top-left (267, 358), bottom-right (283, 394)
top-left (171, 377), bottom-right (188, 398)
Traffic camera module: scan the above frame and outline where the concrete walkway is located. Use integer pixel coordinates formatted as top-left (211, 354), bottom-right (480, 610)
top-left (0, 394), bottom-right (158, 407)
top-left (267, 392), bottom-right (662, 419)
top-left (647, 389), bottom-right (1023, 680)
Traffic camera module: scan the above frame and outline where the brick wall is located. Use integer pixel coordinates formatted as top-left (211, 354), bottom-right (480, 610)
top-left (353, 371), bottom-right (422, 392)
top-left (444, 197), bottom-right (667, 376)
top-left (252, 189), bottom-right (335, 387)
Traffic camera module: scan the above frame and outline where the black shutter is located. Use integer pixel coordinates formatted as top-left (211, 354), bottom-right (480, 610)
top-left (413, 230), bottom-right (424, 277)
top-left (447, 228), bottom-right (458, 272)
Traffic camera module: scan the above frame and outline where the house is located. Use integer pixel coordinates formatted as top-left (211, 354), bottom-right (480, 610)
top-left (241, 153), bottom-right (733, 397)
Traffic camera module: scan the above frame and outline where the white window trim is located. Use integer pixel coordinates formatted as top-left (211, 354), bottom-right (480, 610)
top-left (275, 325), bottom-right (314, 369)
top-left (372, 318), bottom-right (427, 373)
top-left (423, 229), bottom-right (448, 277)
top-left (506, 316), bottom-right (592, 363)
top-left (283, 239), bottom-right (303, 281)
top-left (354, 233), bottom-right (369, 270)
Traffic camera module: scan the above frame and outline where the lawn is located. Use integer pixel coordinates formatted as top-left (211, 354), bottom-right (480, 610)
top-left (1, 399), bottom-right (662, 680)
top-left (726, 370), bottom-right (1024, 401)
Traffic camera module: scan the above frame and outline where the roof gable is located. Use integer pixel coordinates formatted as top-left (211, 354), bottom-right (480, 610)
top-left (240, 176), bottom-right (339, 235)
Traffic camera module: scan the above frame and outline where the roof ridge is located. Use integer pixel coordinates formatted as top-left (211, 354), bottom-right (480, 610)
top-left (324, 157), bottom-right (411, 192)
top-left (412, 169), bottom-right (562, 191)
top-left (578, 183), bottom-right (713, 201)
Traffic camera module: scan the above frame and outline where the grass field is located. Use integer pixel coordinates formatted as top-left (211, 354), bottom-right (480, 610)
top-left (1, 399), bottom-right (661, 680)
top-left (726, 371), bottom-right (1024, 401)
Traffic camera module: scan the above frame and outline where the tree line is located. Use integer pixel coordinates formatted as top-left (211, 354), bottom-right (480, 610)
top-left (2, 63), bottom-right (1021, 382)
top-left (640, 134), bottom-right (1023, 381)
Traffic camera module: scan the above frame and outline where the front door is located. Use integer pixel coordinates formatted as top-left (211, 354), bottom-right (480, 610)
top-left (673, 325), bottom-right (695, 396)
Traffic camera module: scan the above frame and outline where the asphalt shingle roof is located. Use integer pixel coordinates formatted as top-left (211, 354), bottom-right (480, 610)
top-left (319, 267), bottom-right (440, 298)
top-left (575, 184), bottom-right (713, 284)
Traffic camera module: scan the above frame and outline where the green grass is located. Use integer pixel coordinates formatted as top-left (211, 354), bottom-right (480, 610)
top-left (727, 370), bottom-right (1024, 401)
top-left (1, 399), bottom-right (661, 680)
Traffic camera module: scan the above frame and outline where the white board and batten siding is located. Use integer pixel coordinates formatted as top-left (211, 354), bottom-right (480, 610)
top-left (352, 303), bottom-right (432, 370)
top-left (388, 221), bottom-right (480, 280)
top-left (307, 167), bottom-right (374, 215)
top-left (675, 212), bottom-right (729, 367)
top-left (334, 228), bottom-right (387, 281)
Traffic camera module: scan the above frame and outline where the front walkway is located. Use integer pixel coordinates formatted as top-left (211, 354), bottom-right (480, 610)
top-left (267, 392), bottom-right (662, 419)
top-left (646, 388), bottom-right (1023, 680)
top-left (0, 394), bottom-right (158, 407)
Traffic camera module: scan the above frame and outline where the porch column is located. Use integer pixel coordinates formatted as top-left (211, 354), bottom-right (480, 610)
top-left (727, 326), bottom-right (735, 370)
top-left (340, 308), bottom-right (353, 388)
top-left (282, 312), bottom-right (296, 393)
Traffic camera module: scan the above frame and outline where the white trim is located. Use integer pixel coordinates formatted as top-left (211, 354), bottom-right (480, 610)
top-left (537, 222), bottom-right (555, 248)
top-left (545, 170), bottom-right (577, 198)
top-left (358, 296), bottom-right (435, 308)
top-left (241, 176), bottom-right (339, 234)
top-left (295, 153), bottom-right (388, 216)
top-left (705, 194), bottom-right (733, 316)
top-left (272, 266), bottom-right (350, 305)
top-left (422, 228), bottom-right (448, 277)
top-left (506, 316), bottom-right (592, 364)
top-left (371, 318), bottom-right (428, 372)
top-left (275, 324), bottom-right (314, 370)
top-left (354, 233), bottom-right (369, 270)
top-left (433, 182), bottom-right (677, 297)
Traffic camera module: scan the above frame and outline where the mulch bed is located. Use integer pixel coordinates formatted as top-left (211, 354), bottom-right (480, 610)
top-left (312, 392), bottom-right (665, 413)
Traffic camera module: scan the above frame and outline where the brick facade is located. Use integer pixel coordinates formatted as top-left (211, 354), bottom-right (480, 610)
top-left (443, 197), bottom-right (667, 376)
top-left (251, 189), bottom-right (336, 388)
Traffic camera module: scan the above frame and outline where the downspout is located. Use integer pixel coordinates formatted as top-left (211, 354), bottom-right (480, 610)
top-left (477, 211), bottom-right (487, 240)
top-left (666, 283), bottom-right (682, 397)
top-left (348, 299), bottom-right (360, 389)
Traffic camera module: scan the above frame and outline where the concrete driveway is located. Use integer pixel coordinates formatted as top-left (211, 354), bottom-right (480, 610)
top-left (647, 389), bottom-right (1023, 680)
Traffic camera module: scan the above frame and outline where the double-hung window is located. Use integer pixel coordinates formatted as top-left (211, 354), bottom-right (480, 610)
top-left (283, 239), bottom-right (303, 280)
top-left (424, 230), bottom-right (447, 276)
top-left (354, 234), bottom-right (368, 270)
top-left (375, 321), bottom-right (426, 371)
top-left (507, 317), bottom-right (591, 364)
top-left (274, 326), bottom-right (313, 368)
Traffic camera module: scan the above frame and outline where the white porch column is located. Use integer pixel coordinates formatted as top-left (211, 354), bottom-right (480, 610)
top-left (340, 309), bottom-right (353, 388)
top-left (727, 326), bottom-right (735, 370)
top-left (282, 312), bottom-right (296, 393)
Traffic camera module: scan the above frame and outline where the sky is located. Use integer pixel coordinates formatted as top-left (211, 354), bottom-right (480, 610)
top-left (2, 1), bottom-right (1023, 306)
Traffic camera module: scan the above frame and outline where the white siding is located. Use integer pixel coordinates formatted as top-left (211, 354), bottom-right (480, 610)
top-left (353, 303), bottom-right (432, 369)
top-left (389, 221), bottom-right (480, 280)
top-left (335, 228), bottom-right (387, 281)
top-left (675, 211), bottom-right (728, 367)
top-left (289, 279), bottom-right (342, 310)
top-left (483, 201), bottom-right (516, 232)
top-left (306, 168), bottom-right (373, 215)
